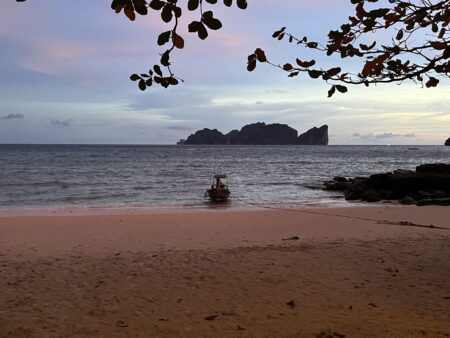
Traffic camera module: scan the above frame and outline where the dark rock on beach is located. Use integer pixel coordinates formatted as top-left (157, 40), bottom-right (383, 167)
top-left (416, 163), bottom-right (450, 174)
top-left (324, 163), bottom-right (450, 206)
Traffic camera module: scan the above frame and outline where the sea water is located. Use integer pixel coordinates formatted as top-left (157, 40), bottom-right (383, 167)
top-left (0, 144), bottom-right (448, 209)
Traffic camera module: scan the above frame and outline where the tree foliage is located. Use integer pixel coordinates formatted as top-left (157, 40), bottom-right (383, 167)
top-left (15, 0), bottom-right (450, 96)
top-left (250, 0), bottom-right (450, 96)
top-left (16, 0), bottom-right (247, 91)
top-left (109, 0), bottom-right (248, 91)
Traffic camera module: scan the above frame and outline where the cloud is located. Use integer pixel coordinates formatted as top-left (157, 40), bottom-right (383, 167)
top-left (375, 132), bottom-right (401, 139)
top-left (51, 119), bottom-right (73, 127)
top-left (352, 132), bottom-right (398, 139)
top-left (2, 113), bottom-right (24, 120)
top-left (127, 88), bottom-right (212, 111)
top-left (352, 132), bottom-right (417, 139)
top-left (166, 125), bottom-right (192, 131)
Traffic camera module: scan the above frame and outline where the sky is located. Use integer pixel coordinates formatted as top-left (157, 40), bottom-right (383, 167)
top-left (0, 0), bottom-right (449, 145)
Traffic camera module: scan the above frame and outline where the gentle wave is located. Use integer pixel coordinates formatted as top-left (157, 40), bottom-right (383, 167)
top-left (0, 144), bottom-right (448, 208)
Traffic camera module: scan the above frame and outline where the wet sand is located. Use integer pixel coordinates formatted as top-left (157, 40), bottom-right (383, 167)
top-left (0, 205), bottom-right (449, 337)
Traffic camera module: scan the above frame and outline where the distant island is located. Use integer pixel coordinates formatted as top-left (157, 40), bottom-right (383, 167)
top-left (445, 137), bottom-right (450, 146)
top-left (177, 123), bottom-right (329, 145)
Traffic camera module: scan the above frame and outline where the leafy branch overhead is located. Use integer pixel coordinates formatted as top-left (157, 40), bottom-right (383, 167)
top-left (248, 0), bottom-right (450, 96)
top-left (17, 0), bottom-right (246, 91)
top-left (16, 0), bottom-right (450, 96)
top-left (113, 0), bottom-right (247, 91)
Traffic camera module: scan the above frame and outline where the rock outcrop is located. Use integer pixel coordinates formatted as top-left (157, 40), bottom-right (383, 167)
top-left (298, 125), bottom-right (329, 145)
top-left (178, 122), bottom-right (328, 145)
top-left (324, 163), bottom-right (450, 206)
top-left (183, 128), bottom-right (227, 145)
top-left (230, 122), bottom-right (298, 145)
top-left (445, 138), bottom-right (450, 146)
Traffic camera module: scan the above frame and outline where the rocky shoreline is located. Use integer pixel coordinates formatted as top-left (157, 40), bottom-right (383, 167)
top-left (324, 163), bottom-right (450, 206)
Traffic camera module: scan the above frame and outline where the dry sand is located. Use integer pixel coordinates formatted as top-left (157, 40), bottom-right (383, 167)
top-left (0, 205), bottom-right (449, 337)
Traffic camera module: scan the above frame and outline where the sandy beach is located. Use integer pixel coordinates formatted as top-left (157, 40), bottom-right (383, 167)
top-left (0, 205), bottom-right (449, 337)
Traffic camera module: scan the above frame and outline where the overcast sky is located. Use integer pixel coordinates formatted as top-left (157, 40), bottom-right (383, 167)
top-left (0, 0), bottom-right (448, 145)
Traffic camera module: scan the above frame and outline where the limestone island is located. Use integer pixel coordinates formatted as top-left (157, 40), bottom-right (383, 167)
top-left (177, 123), bottom-right (329, 145)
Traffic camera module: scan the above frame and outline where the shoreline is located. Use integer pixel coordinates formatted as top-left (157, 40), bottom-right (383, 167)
top-left (0, 200), bottom-right (387, 217)
top-left (0, 205), bottom-right (448, 253)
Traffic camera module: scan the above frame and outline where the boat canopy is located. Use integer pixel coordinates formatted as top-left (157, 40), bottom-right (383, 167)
top-left (214, 174), bottom-right (227, 179)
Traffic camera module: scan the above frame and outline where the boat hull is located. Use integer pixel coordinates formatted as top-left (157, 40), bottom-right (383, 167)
top-left (207, 189), bottom-right (230, 202)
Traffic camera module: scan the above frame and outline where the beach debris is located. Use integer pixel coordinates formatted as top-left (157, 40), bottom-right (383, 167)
top-left (399, 221), bottom-right (435, 229)
top-left (220, 310), bottom-right (235, 316)
top-left (282, 236), bottom-right (300, 241)
top-left (8, 327), bottom-right (34, 336)
top-left (368, 302), bottom-right (378, 308)
top-left (378, 220), bottom-right (442, 229)
top-left (286, 300), bottom-right (296, 309)
top-left (317, 330), bottom-right (346, 338)
top-left (368, 258), bottom-right (385, 263)
top-left (236, 325), bottom-right (246, 331)
top-left (204, 314), bottom-right (219, 321)
top-left (115, 320), bottom-right (128, 328)
top-left (348, 305), bottom-right (353, 310)
top-left (176, 298), bottom-right (183, 303)
top-left (384, 268), bottom-right (399, 273)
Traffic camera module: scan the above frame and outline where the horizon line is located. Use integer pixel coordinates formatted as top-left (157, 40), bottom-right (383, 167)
top-left (0, 143), bottom-right (445, 147)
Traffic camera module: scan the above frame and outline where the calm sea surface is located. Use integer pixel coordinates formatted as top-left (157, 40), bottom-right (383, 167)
top-left (0, 145), bottom-right (448, 210)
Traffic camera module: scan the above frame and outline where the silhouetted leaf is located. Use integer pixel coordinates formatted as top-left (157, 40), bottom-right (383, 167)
top-left (160, 51), bottom-right (170, 66)
top-left (172, 32), bottom-right (185, 49)
top-left (188, 0), bottom-right (199, 11)
top-left (327, 67), bottom-right (341, 77)
top-left (138, 79), bottom-right (146, 91)
top-left (153, 65), bottom-right (163, 77)
top-left (296, 59), bottom-right (315, 68)
top-left (202, 11), bottom-right (223, 30)
top-left (254, 48), bottom-right (267, 62)
top-left (236, 0), bottom-right (247, 9)
top-left (426, 77), bottom-right (439, 88)
top-left (167, 77), bottom-right (179, 85)
top-left (308, 70), bottom-right (322, 78)
top-left (157, 31), bottom-right (171, 46)
top-left (283, 63), bottom-right (293, 71)
top-left (247, 58), bottom-right (257, 72)
top-left (328, 85), bottom-right (336, 97)
top-left (161, 4), bottom-right (173, 22)
top-left (430, 41), bottom-right (447, 50)
top-left (188, 21), bottom-right (208, 40)
top-left (335, 85), bottom-right (348, 93)
top-left (130, 74), bottom-right (141, 81)
top-left (149, 0), bottom-right (165, 10)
